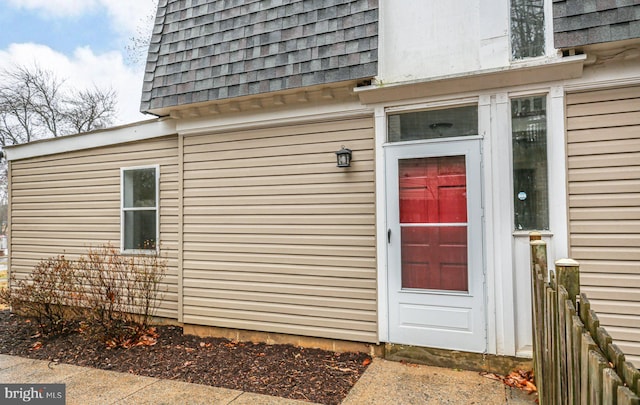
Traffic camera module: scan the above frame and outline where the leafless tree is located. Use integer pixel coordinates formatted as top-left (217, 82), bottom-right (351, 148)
top-left (0, 63), bottom-right (117, 229)
top-left (0, 64), bottom-right (117, 145)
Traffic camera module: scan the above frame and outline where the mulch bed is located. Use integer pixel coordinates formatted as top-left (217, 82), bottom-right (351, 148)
top-left (0, 310), bottom-right (371, 404)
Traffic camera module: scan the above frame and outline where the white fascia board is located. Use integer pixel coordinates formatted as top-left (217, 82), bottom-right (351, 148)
top-left (176, 99), bottom-right (371, 136)
top-left (357, 55), bottom-right (587, 105)
top-left (4, 118), bottom-right (177, 161)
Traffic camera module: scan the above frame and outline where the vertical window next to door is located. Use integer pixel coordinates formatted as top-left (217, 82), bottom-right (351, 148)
top-left (511, 96), bottom-right (549, 230)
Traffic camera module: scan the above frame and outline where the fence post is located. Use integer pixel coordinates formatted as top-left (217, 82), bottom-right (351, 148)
top-left (530, 234), bottom-right (547, 404)
top-left (555, 259), bottom-right (580, 304)
top-left (555, 258), bottom-right (580, 405)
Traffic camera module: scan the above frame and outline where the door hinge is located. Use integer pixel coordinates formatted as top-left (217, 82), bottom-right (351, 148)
top-left (387, 228), bottom-right (391, 244)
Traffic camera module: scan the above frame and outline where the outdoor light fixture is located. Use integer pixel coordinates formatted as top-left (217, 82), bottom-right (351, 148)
top-left (335, 146), bottom-right (352, 167)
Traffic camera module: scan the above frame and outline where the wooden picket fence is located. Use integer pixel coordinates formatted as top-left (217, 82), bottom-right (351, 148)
top-left (530, 234), bottom-right (640, 405)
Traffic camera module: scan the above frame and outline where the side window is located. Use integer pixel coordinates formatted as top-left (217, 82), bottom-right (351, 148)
top-left (121, 166), bottom-right (158, 252)
top-left (511, 96), bottom-right (548, 230)
top-left (510, 0), bottom-right (545, 59)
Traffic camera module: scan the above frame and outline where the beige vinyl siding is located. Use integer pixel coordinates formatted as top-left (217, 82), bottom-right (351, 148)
top-left (9, 136), bottom-right (180, 319)
top-left (182, 117), bottom-right (377, 342)
top-left (567, 86), bottom-right (640, 365)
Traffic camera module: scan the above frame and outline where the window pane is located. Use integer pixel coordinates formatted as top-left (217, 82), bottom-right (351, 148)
top-left (399, 156), bottom-right (467, 224)
top-left (512, 96), bottom-right (548, 230)
top-left (401, 226), bottom-right (468, 292)
top-left (388, 106), bottom-right (478, 142)
top-left (124, 210), bottom-right (157, 250)
top-left (123, 168), bottom-right (156, 208)
top-left (510, 0), bottom-right (545, 59)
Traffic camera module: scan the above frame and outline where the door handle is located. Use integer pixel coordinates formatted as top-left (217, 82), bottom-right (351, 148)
top-left (387, 229), bottom-right (391, 243)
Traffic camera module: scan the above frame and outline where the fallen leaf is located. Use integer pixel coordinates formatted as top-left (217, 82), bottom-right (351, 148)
top-left (481, 369), bottom-right (537, 394)
top-left (362, 358), bottom-right (371, 367)
top-left (30, 341), bottom-right (42, 351)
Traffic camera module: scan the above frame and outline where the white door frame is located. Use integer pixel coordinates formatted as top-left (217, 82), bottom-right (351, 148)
top-left (384, 137), bottom-right (487, 352)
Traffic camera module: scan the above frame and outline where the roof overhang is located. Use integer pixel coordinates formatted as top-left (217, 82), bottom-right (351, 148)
top-left (355, 54), bottom-right (587, 105)
top-left (4, 118), bottom-right (177, 161)
top-left (145, 80), bottom-right (366, 118)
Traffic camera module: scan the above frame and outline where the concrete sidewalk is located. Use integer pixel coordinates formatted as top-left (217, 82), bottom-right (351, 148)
top-left (0, 354), bottom-right (536, 404)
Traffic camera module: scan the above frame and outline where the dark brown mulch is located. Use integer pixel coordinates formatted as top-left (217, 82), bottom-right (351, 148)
top-left (0, 310), bottom-right (371, 404)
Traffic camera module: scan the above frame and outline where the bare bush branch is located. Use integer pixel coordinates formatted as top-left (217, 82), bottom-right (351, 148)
top-left (1, 243), bottom-right (167, 346)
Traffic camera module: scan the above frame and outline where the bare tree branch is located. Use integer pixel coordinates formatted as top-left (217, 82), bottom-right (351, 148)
top-left (0, 63), bottom-right (117, 145)
top-left (0, 63), bottom-right (118, 228)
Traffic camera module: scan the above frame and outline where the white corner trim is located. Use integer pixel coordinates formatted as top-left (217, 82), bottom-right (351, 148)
top-left (548, 86), bottom-right (569, 259)
top-left (4, 118), bottom-right (177, 161)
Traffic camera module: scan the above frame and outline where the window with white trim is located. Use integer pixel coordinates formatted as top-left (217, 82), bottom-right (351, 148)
top-left (121, 166), bottom-right (159, 252)
top-left (511, 95), bottom-right (549, 230)
top-left (510, 0), bottom-right (545, 59)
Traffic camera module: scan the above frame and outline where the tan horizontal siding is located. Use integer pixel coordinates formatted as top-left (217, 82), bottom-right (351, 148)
top-left (577, 260), bottom-right (640, 274)
top-left (9, 135), bottom-right (180, 320)
top-left (569, 179), bottom-right (640, 195)
top-left (567, 126), bottom-right (640, 144)
top-left (182, 214), bottom-right (374, 225)
top-left (566, 87), bottom-right (640, 362)
top-left (184, 313), bottom-right (377, 342)
top-left (569, 207), bottom-right (640, 220)
top-left (184, 287), bottom-right (375, 310)
top-left (568, 152), bottom-right (640, 169)
top-left (182, 116), bottom-right (377, 343)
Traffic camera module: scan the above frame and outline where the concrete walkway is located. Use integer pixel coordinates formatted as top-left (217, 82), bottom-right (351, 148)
top-left (0, 354), bottom-right (536, 404)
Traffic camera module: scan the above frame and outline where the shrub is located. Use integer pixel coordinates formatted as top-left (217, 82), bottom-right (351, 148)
top-left (76, 243), bottom-right (167, 346)
top-left (0, 243), bottom-right (167, 346)
top-left (0, 255), bottom-right (84, 335)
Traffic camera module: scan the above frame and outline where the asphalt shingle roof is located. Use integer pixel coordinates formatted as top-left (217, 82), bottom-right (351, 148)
top-left (553, 0), bottom-right (640, 49)
top-left (141, 0), bottom-right (378, 113)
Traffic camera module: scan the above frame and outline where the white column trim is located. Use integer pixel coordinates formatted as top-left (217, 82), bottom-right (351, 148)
top-left (374, 106), bottom-right (389, 343)
top-left (478, 94), bottom-right (496, 355)
top-left (548, 86), bottom-right (569, 259)
top-left (492, 92), bottom-right (517, 356)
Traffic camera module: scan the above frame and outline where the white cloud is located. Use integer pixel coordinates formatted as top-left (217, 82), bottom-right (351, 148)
top-left (0, 43), bottom-right (148, 125)
top-left (102, 0), bottom-right (158, 37)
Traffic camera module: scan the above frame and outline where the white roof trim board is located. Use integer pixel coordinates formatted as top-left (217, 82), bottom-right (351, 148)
top-left (4, 118), bottom-right (177, 161)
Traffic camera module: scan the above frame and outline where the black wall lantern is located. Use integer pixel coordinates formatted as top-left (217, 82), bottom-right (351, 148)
top-left (335, 146), bottom-right (352, 167)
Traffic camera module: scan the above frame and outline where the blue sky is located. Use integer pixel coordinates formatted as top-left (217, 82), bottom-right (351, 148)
top-left (0, 0), bottom-right (158, 124)
top-left (0, 8), bottom-right (115, 55)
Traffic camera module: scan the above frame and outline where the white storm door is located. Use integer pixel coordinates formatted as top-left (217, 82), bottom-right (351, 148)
top-left (386, 138), bottom-right (486, 353)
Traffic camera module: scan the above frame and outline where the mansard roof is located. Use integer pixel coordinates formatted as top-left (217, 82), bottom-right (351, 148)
top-left (141, 0), bottom-right (378, 113)
top-left (553, 0), bottom-right (640, 49)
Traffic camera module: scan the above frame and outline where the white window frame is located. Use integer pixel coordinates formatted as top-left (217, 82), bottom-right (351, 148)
top-left (509, 93), bottom-right (550, 231)
top-left (508, 91), bottom-right (551, 233)
top-left (120, 164), bottom-right (160, 254)
top-left (509, 0), bottom-right (548, 61)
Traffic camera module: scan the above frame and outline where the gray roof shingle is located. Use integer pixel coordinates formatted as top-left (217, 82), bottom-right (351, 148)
top-left (141, 0), bottom-right (378, 113)
top-left (553, 0), bottom-right (640, 49)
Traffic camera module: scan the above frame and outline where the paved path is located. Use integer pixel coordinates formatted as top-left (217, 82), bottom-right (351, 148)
top-left (0, 354), bottom-right (536, 404)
